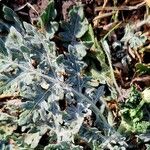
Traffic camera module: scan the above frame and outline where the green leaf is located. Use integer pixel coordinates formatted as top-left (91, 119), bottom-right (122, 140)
top-left (135, 63), bottom-right (150, 75)
top-left (40, 0), bottom-right (57, 27)
top-left (84, 38), bottom-right (109, 82)
top-left (39, 0), bottom-right (58, 39)
top-left (82, 24), bottom-right (95, 43)
top-left (134, 121), bottom-right (150, 133)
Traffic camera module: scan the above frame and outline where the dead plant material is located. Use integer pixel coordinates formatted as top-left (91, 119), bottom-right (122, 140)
top-left (29, 0), bottom-right (49, 24)
top-left (62, 0), bottom-right (75, 20)
top-left (128, 47), bottom-right (136, 59)
top-left (93, 11), bottom-right (116, 21)
top-left (133, 48), bottom-right (142, 63)
top-left (14, 2), bottom-right (39, 15)
top-left (95, 1), bottom-right (146, 11)
top-left (145, 0), bottom-right (150, 7)
top-left (131, 75), bottom-right (150, 87)
top-left (0, 94), bottom-right (20, 102)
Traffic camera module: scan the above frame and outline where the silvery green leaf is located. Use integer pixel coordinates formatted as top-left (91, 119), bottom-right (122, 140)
top-left (63, 56), bottom-right (88, 91)
top-left (47, 84), bottom-right (64, 103)
top-left (68, 43), bottom-right (87, 60)
top-left (44, 142), bottom-right (83, 150)
top-left (0, 39), bottom-right (8, 56)
top-left (43, 41), bottom-right (57, 58)
top-left (107, 111), bottom-right (114, 126)
top-left (86, 85), bottom-right (105, 104)
top-left (121, 24), bottom-right (147, 49)
top-left (32, 110), bottom-right (40, 123)
top-left (19, 83), bottom-right (38, 99)
top-left (5, 26), bottom-right (23, 50)
top-left (18, 110), bottom-right (32, 126)
top-left (0, 61), bottom-right (13, 73)
top-left (138, 133), bottom-right (150, 142)
top-left (0, 3), bottom-right (122, 149)
top-left (62, 46), bottom-right (87, 82)
top-left (128, 35), bottom-right (147, 49)
top-left (24, 132), bottom-right (41, 148)
top-left (39, 126), bottom-right (49, 136)
top-left (79, 126), bottom-right (103, 145)
top-left (20, 46), bottom-right (31, 55)
top-left (59, 6), bottom-right (88, 42)
top-left (40, 80), bottom-right (50, 90)
top-left (0, 112), bottom-right (16, 121)
top-left (39, 109), bottom-right (49, 121)
top-left (145, 144), bottom-right (150, 149)
top-left (0, 20), bottom-right (9, 35)
top-left (40, 100), bottom-right (49, 111)
top-left (3, 6), bottom-right (23, 32)
top-left (23, 22), bottom-right (37, 35)
top-left (45, 21), bottom-right (58, 39)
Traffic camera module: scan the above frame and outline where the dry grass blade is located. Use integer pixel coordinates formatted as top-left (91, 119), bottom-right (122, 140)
top-left (93, 11), bottom-right (116, 21)
top-left (95, 1), bottom-right (146, 11)
top-left (0, 94), bottom-right (20, 101)
top-left (14, 2), bottom-right (39, 15)
top-left (101, 40), bottom-right (123, 101)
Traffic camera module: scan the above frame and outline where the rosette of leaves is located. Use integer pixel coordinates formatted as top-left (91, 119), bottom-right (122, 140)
top-left (0, 15), bottom-right (88, 150)
top-left (119, 87), bottom-right (150, 134)
top-left (0, 2), bottom-right (124, 150)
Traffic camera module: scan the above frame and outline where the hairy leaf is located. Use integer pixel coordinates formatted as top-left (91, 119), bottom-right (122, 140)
top-left (59, 6), bottom-right (88, 42)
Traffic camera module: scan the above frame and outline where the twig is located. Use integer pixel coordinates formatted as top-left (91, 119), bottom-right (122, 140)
top-left (15, 2), bottom-right (39, 15)
top-left (103, 0), bottom-right (108, 8)
top-left (95, 1), bottom-right (146, 11)
top-left (93, 12), bottom-right (116, 21)
top-left (103, 22), bottom-right (122, 40)
top-left (0, 94), bottom-right (20, 101)
top-left (133, 16), bottom-right (150, 29)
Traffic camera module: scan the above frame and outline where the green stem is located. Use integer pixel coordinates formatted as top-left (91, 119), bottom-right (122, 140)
top-left (101, 40), bottom-right (122, 100)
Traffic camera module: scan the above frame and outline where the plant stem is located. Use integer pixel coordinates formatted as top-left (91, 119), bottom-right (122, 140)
top-left (101, 40), bottom-right (122, 100)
